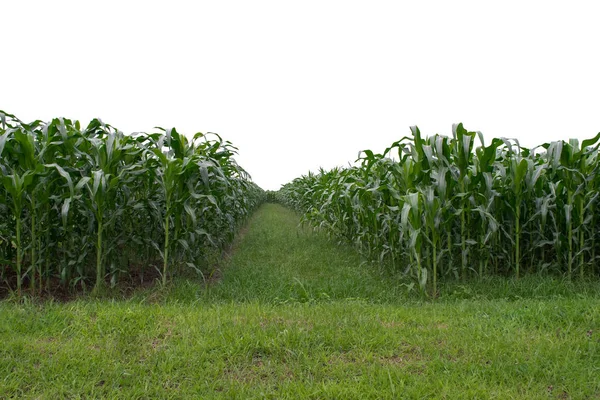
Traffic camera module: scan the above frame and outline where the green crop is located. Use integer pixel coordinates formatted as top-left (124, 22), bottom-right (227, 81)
top-left (279, 124), bottom-right (600, 296)
top-left (0, 111), bottom-right (264, 296)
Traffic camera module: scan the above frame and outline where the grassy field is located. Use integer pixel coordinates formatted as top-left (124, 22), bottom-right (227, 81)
top-left (1, 204), bottom-right (600, 399)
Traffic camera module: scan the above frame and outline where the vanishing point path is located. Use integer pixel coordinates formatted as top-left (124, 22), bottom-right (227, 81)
top-left (208, 203), bottom-right (405, 303)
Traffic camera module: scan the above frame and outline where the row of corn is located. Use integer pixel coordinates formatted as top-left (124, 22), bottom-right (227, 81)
top-left (278, 124), bottom-right (600, 295)
top-left (0, 111), bottom-right (264, 296)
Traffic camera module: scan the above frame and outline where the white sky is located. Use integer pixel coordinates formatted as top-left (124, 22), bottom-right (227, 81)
top-left (2, 0), bottom-right (599, 190)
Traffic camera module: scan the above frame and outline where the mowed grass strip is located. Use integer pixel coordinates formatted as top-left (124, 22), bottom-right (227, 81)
top-left (204, 203), bottom-right (409, 303)
top-left (1, 204), bottom-right (599, 399)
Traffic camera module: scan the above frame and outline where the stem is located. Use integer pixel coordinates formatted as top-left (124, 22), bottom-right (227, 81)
top-left (515, 197), bottom-right (520, 279)
top-left (372, 213), bottom-right (378, 259)
top-left (447, 230), bottom-right (451, 277)
top-left (45, 204), bottom-right (50, 291)
top-left (30, 199), bottom-right (36, 293)
top-left (38, 236), bottom-right (42, 295)
top-left (567, 191), bottom-right (573, 278)
top-left (163, 210), bottom-right (170, 286)
top-left (592, 210), bottom-right (596, 276)
top-left (579, 196), bottom-right (584, 279)
top-left (460, 180), bottom-right (466, 280)
top-left (461, 208), bottom-right (466, 280)
top-left (415, 252), bottom-right (421, 280)
top-left (389, 225), bottom-right (395, 270)
top-left (16, 215), bottom-right (22, 298)
top-left (432, 241), bottom-right (437, 298)
top-left (95, 216), bottom-right (103, 292)
top-left (479, 233), bottom-right (484, 277)
top-left (494, 233), bottom-right (498, 275)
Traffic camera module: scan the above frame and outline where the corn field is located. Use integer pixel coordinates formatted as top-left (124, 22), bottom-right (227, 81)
top-left (0, 111), bottom-right (264, 296)
top-left (279, 124), bottom-right (600, 295)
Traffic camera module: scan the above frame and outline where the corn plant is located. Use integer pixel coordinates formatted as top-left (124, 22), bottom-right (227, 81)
top-left (279, 124), bottom-right (600, 295)
top-left (0, 111), bottom-right (264, 296)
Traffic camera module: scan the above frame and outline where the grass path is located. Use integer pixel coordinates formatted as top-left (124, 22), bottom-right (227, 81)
top-left (1, 204), bottom-right (600, 398)
top-left (204, 203), bottom-right (407, 303)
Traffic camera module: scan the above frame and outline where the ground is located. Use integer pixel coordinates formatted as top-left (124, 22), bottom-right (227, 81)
top-left (1, 204), bottom-right (599, 399)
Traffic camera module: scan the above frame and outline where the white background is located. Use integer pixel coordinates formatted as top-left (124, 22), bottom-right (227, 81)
top-left (2, 0), bottom-right (599, 190)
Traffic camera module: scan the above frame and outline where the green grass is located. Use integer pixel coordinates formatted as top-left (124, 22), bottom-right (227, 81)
top-left (2, 204), bottom-right (600, 399)
top-left (202, 203), bottom-right (410, 303)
